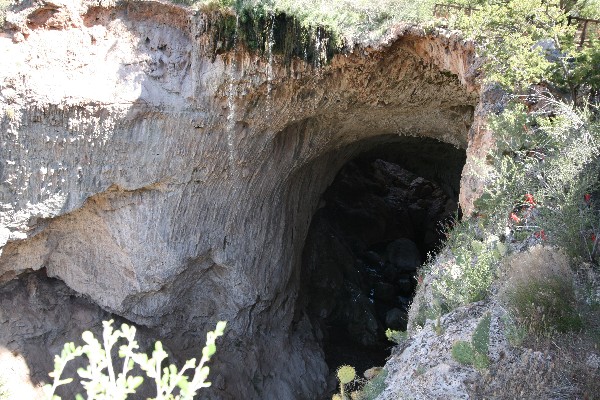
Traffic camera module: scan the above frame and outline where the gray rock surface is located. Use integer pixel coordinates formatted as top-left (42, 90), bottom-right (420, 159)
top-left (0, 1), bottom-right (485, 398)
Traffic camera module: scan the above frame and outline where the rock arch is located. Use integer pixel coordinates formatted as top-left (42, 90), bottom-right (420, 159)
top-left (0, 2), bottom-right (485, 398)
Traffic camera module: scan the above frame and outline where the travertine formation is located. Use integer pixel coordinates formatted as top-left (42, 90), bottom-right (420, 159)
top-left (0, 1), bottom-right (485, 397)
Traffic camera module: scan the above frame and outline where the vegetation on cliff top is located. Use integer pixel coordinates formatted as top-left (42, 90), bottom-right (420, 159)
top-left (404, 5), bottom-right (600, 398)
top-left (188, 0), bottom-right (438, 46)
top-left (421, 0), bottom-right (600, 313)
top-left (190, 0), bottom-right (600, 47)
top-left (3, 0), bottom-right (598, 397)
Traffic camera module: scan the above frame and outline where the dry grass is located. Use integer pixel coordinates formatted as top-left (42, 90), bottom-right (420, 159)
top-left (474, 246), bottom-right (600, 399)
top-left (500, 246), bottom-right (582, 336)
top-left (471, 331), bottom-right (600, 399)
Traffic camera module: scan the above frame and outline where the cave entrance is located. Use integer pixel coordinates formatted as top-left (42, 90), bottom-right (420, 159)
top-left (298, 136), bottom-right (466, 382)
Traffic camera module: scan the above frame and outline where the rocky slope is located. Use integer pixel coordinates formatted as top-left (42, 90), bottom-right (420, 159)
top-left (0, 0), bottom-right (489, 398)
top-left (378, 246), bottom-right (600, 400)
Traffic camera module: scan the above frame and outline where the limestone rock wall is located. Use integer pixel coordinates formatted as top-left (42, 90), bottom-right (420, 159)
top-left (0, 1), bottom-right (483, 398)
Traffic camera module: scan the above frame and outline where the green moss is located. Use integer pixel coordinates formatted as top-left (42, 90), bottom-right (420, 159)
top-left (196, 8), bottom-right (341, 66)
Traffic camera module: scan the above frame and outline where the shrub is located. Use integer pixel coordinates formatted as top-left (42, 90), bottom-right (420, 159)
top-left (576, 0), bottom-right (600, 18)
top-left (508, 278), bottom-right (583, 334)
top-left (447, 0), bottom-right (600, 100)
top-left (502, 246), bottom-right (582, 336)
top-left (468, 95), bottom-right (600, 260)
top-left (44, 320), bottom-right (226, 400)
top-left (430, 229), bottom-right (507, 311)
top-left (385, 328), bottom-right (408, 345)
top-left (413, 0), bottom-right (600, 323)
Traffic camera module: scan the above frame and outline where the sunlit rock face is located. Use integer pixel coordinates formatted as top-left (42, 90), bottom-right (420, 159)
top-left (0, 1), bottom-right (483, 398)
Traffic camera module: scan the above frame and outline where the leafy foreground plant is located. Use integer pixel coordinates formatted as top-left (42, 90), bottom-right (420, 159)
top-left (451, 312), bottom-right (491, 370)
top-left (44, 320), bottom-right (226, 400)
top-left (332, 365), bottom-right (356, 400)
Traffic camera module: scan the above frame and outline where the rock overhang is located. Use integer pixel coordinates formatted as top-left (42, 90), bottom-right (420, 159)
top-left (0, 1), bottom-right (485, 397)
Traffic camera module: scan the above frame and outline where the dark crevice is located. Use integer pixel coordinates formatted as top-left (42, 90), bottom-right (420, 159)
top-left (298, 138), bottom-right (465, 384)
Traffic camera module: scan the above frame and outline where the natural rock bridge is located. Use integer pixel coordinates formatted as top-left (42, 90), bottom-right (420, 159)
top-left (0, 1), bottom-right (490, 398)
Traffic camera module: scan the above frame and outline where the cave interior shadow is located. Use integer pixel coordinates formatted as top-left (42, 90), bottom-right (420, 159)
top-left (297, 136), bottom-right (466, 378)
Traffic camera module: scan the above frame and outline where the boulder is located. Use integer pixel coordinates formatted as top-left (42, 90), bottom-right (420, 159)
top-left (385, 239), bottom-right (422, 272)
top-left (385, 308), bottom-right (407, 331)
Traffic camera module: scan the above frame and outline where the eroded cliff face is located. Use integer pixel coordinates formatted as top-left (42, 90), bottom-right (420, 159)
top-left (0, 1), bottom-right (483, 398)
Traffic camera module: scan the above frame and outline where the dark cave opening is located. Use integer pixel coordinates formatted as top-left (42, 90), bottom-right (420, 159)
top-left (298, 137), bottom-right (466, 383)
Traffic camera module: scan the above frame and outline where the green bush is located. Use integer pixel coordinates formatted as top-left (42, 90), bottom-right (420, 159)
top-left (578, 0), bottom-right (600, 18)
top-left (44, 320), bottom-right (226, 400)
top-left (413, 0), bottom-right (600, 324)
top-left (385, 328), bottom-right (408, 344)
top-left (486, 99), bottom-right (600, 260)
top-left (430, 229), bottom-right (507, 311)
top-left (446, 0), bottom-right (600, 98)
top-left (435, 0), bottom-right (600, 270)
